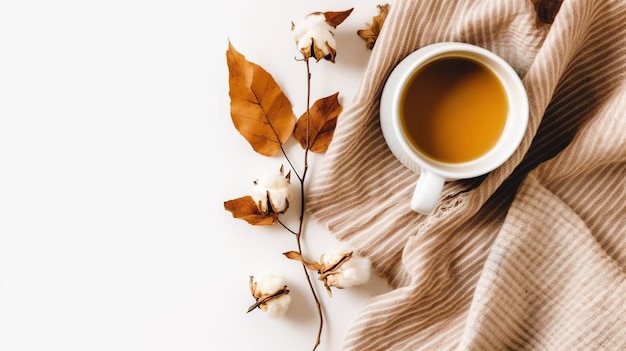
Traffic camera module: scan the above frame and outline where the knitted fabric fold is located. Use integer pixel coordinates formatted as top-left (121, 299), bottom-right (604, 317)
top-left (307, 0), bottom-right (626, 349)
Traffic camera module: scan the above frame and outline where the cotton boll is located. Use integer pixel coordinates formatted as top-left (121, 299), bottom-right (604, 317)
top-left (249, 274), bottom-right (291, 318)
top-left (321, 242), bottom-right (352, 266)
top-left (292, 14), bottom-right (337, 61)
top-left (329, 254), bottom-right (371, 288)
top-left (263, 291), bottom-right (292, 319)
top-left (250, 166), bottom-right (292, 213)
top-left (322, 243), bottom-right (371, 289)
top-left (255, 274), bottom-right (291, 318)
top-left (255, 274), bottom-right (287, 295)
top-left (292, 15), bottom-right (334, 47)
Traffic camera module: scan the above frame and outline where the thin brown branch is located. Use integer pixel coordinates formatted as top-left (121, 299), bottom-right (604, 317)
top-left (278, 220), bottom-right (297, 235)
top-left (294, 58), bottom-right (323, 351)
top-left (279, 144), bottom-right (302, 181)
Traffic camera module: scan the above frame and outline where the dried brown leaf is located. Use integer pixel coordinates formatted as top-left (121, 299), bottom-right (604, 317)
top-left (224, 196), bottom-right (278, 225)
top-left (357, 4), bottom-right (390, 50)
top-left (323, 8), bottom-right (354, 28)
top-left (283, 251), bottom-right (304, 261)
top-left (293, 92), bottom-right (342, 153)
top-left (226, 41), bottom-right (296, 156)
top-left (283, 251), bottom-right (324, 271)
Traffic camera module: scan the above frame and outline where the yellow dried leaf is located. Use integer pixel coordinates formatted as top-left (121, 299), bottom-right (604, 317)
top-left (293, 92), bottom-right (342, 153)
top-left (357, 4), bottom-right (390, 50)
top-left (226, 41), bottom-right (296, 156)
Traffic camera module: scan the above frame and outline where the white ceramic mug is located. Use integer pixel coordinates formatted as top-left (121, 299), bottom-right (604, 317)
top-left (380, 42), bottom-right (528, 214)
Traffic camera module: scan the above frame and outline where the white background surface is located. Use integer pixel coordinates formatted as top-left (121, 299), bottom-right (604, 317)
top-left (2, 1), bottom-right (393, 350)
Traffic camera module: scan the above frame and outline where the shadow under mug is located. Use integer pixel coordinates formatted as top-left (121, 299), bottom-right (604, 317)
top-left (380, 42), bottom-right (529, 214)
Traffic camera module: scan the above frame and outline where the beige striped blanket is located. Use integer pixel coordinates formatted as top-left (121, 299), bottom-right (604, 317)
top-left (307, 0), bottom-right (626, 349)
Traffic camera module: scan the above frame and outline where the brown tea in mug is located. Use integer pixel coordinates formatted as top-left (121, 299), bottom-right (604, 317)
top-left (400, 57), bottom-right (508, 163)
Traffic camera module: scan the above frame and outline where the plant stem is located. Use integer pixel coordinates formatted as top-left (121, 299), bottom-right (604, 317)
top-left (279, 145), bottom-right (302, 182)
top-left (278, 220), bottom-right (297, 235)
top-left (281, 57), bottom-right (322, 351)
top-left (294, 58), bottom-right (323, 351)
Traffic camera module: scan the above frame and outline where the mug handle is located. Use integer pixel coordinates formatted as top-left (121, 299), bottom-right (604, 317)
top-left (411, 170), bottom-right (445, 214)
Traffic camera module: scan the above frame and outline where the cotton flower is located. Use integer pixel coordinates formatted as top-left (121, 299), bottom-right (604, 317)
top-left (320, 242), bottom-right (371, 290)
top-left (250, 165), bottom-right (292, 214)
top-left (283, 242), bottom-right (371, 297)
top-left (291, 9), bottom-right (353, 62)
top-left (248, 275), bottom-right (291, 318)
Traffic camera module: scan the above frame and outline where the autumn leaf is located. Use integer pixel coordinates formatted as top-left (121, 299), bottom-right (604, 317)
top-left (224, 196), bottom-right (279, 226)
top-left (357, 4), bottom-right (390, 50)
top-left (293, 92), bottom-right (342, 153)
top-left (226, 41), bottom-right (296, 156)
top-left (283, 251), bottom-right (324, 271)
top-left (322, 8), bottom-right (354, 28)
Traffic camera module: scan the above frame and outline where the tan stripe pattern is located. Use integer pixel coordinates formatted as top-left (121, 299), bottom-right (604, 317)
top-left (307, 0), bottom-right (626, 349)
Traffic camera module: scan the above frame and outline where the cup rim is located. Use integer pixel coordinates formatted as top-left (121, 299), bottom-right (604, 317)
top-left (381, 42), bottom-right (529, 180)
